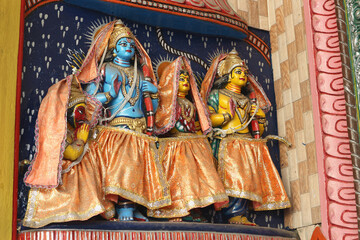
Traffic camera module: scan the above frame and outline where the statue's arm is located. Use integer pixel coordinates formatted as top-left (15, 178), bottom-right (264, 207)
top-left (63, 140), bottom-right (85, 160)
top-left (85, 82), bottom-right (98, 95)
top-left (63, 124), bottom-right (89, 161)
top-left (94, 66), bottom-right (120, 104)
top-left (256, 108), bottom-right (266, 136)
top-left (142, 80), bottom-right (159, 112)
top-left (248, 102), bottom-right (266, 136)
top-left (208, 91), bottom-right (234, 127)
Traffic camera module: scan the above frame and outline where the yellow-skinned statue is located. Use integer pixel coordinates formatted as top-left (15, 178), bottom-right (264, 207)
top-left (23, 76), bottom-right (115, 228)
top-left (200, 49), bottom-right (291, 225)
top-left (149, 56), bottom-right (228, 221)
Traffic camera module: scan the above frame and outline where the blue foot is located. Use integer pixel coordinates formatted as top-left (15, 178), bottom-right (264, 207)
top-left (134, 209), bottom-right (149, 222)
top-left (116, 202), bottom-right (135, 221)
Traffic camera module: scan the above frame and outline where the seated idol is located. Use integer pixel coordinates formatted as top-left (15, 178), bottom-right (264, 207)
top-left (23, 76), bottom-right (114, 228)
top-left (148, 56), bottom-right (228, 221)
top-left (200, 49), bottom-right (291, 225)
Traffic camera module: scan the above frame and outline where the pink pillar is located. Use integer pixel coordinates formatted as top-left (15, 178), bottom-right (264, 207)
top-left (303, 0), bottom-right (358, 239)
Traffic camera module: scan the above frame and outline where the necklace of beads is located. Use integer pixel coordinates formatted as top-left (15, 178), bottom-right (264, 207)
top-left (109, 62), bottom-right (140, 106)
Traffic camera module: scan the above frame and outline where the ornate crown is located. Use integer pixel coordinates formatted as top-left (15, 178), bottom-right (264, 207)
top-left (68, 76), bottom-right (86, 108)
top-left (108, 20), bottom-right (135, 50)
top-left (217, 48), bottom-right (248, 77)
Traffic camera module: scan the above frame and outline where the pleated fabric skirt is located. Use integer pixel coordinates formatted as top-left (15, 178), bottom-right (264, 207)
top-left (23, 144), bottom-right (115, 228)
top-left (217, 135), bottom-right (291, 211)
top-left (95, 126), bottom-right (171, 209)
top-left (148, 135), bottom-right (228, 218)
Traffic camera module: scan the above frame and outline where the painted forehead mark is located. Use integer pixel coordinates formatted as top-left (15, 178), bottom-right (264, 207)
top-left (180, 73), bottom-right (189, 79)
top-left (118, 38), bottom-right (134, 43)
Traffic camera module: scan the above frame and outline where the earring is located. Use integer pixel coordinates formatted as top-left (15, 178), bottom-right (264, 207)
top-left (113, 52), bottom-right (117, 57)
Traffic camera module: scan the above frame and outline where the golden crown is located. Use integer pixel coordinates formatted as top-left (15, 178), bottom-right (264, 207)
top-left (217, 49), bottom-right (248, 77)
top-left (68, 76), bottom-right (86, 108)
top-left (108, 20), bottom-right (135, 50)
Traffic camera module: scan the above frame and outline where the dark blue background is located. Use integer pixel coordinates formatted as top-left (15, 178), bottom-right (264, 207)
top-left (18, 2), bottom-right (282, 229)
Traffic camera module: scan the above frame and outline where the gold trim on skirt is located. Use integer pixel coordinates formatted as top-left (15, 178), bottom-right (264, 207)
top-left (148, 135), bottom-right (228, 218)
top-left (218, 135), bottom-right (290, 211)
top-left (23, 146), bottom-right (115, 228)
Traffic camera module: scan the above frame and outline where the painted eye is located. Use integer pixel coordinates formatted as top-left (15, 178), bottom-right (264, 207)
top-left (76, 106), bottom-right (85, 115)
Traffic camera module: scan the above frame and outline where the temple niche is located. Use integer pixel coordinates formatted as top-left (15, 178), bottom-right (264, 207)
top-left (15, 0), bottom-right (360, 240)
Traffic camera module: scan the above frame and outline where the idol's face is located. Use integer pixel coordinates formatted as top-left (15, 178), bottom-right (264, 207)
top-left (229, 66), bottom-right (248, 87)
top-left (68, 103), bottom-right (86, 128)
top-left (114, 37), bottom-right (135, 61)
top-left (178, 72), bottom-right (190, 93)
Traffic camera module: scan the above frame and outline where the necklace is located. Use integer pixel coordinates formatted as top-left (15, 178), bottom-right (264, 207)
top-left (219, 88), bottom-right (250, 124)
top-left (225, 83), bottom-right (242, 94)
top-left (121, 71), bottom-right (140, 106)
top-left (220, 88), bottom-right (249, 108)
top-left (108, 62), bottom-right (140, 106)
top-left (113, 58), bottom-right (130, 67)
top-left (109, 62), bottom-right (135, 86)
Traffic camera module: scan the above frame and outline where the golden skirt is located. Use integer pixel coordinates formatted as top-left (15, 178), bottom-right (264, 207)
top-left (148, 135), bottom-right (228, 218)
top-left (23, 144), bottom-right (115, 228)
top-left (95, 126), bottom-right (171, 209)
top-left (218, 135), bottom-right (290, 211)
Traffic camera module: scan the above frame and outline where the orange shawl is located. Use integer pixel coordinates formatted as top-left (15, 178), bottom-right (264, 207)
top-left (24, 77), bottom-right (71, 188)
top-left (155, 56), bottom-right (211, 135)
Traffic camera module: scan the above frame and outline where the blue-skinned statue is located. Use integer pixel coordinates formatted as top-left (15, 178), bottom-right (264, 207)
top-left (21, 20), bottom-right (169, 228)
top-left (80, 20), bottom-right (170, 221)
top-left (86, 32), bottom-right (158, 127)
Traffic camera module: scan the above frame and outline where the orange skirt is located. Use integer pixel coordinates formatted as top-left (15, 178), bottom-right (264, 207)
top-left (23, 143), bottom-right (115, 228)
top-left (148, 135), bottom-right (228, 218)
top-left (218, 135), bottom-right (290, 211)
top-left (95, 126), bottom-right (171, 209)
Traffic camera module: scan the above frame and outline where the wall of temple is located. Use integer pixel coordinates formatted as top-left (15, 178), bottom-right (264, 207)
top-left (0, 0), bottom-right (21, 239)
top-left (228, 0), bottom-right (320, 239)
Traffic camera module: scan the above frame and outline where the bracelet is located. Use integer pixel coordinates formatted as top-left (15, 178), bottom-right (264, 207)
top-left (104, 92), bottom-right (113, 104)
top-left (150, 93), bottom-right (159, 99)
top-left (257, 117), bottom-right (266, 124)
top-left (222, 113), bottom-right (231, 125)
top-left (117, 201), bottom-right (135, 209)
